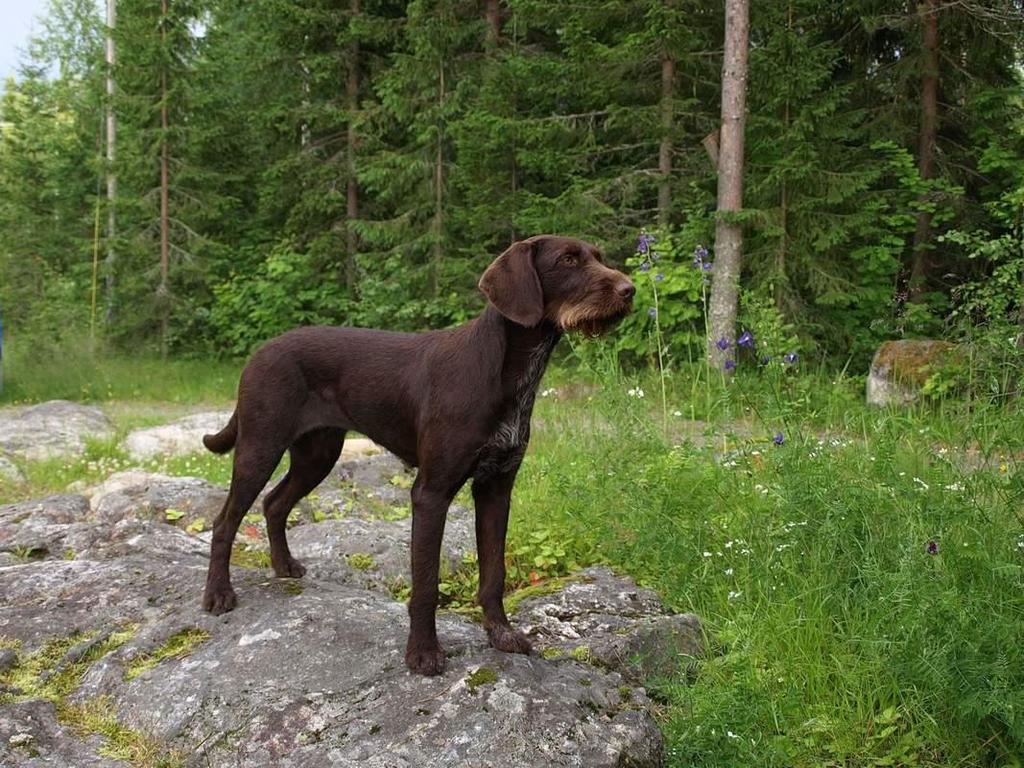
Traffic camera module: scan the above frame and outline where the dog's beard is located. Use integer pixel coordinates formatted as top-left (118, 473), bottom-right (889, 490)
top-left (553, 302), bottom-right (631, 338)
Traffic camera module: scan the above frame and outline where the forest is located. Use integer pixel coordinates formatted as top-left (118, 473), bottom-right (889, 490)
top-left (1, 0), bottom-right (1022, 369)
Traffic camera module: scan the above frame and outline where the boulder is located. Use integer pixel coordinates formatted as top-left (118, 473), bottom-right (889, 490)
top-left (0, 401), bottom-right (113, 461)
top-left (866, 339), bottom-right (958, 407)
top-left (0, 488), bottom-right (680, 767)
top-left (123, 411), bottom-right (235, 460)
top-left (88, 471), bottom-right (228, 530)
top-left (0, 456), bottom-right (23, 485)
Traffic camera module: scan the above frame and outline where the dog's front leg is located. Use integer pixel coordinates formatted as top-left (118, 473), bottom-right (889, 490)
top-left (405, 474), bottom-right (455, 676)
top-left (472, 470), bottom-right (532, 656)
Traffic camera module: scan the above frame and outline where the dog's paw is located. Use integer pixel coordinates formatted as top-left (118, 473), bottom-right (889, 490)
top-left (202, 584), bottom-right (238, 615)
top-left (405, 643), bottom-right (447, 676)
top-left (487, 624), bottom-right (532, 655)
top-left (273, 557), bottom-right (306, 579)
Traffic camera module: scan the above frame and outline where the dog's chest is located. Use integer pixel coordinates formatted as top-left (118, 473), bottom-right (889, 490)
top-left (475, 339), bottom-right (555, 479)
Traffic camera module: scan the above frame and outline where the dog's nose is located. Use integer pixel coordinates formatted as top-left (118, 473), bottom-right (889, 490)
top-left (617, 281), bottom-right (636, 301)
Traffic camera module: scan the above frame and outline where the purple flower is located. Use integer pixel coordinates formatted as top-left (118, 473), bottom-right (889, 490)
top-left (637, 233), bottom-right (656, 255)
top-left (694, 245), bottom-right (709, 260)
top-left (926, 540), bottom-right (939, 555)
top-left (716, 337), bottom-right (730, 351)
top-left (724, 359), bottom-right (736, 371)
top-left (783, 352), bottom-right (799, 365)
top-left (654, 272), bottom-right (664, 282)
top-left (737, 330), bottom-right (754, 348)
top-left (638, 261), bottom-right (651, 272)
top-left (648, 307), bottom-right (657, 318)
top-left (772, 432), bottom-right (784, 446)
top-left (701, 261), bottom-right (713, 271)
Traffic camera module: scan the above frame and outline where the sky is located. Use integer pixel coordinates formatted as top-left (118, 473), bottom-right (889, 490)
top-left (0, 0), bottom-right (53, 81)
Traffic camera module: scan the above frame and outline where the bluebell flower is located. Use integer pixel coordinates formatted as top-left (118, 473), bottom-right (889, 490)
top-left (716, 337), bottom-right (730, 351)
top-left (637, 232), bottom-right (656, 255)
top-left (654, 272), bottom-right (664, 282)
top-left (783, 352), bottom-right (799, 365)
top-left (639, 262), bottom-right (651, 272)
top-left (648, 307), bottom-right (657, 318)
top-left (737, 330), bottom-right (754, 348)
top-left (724, 359), bottom-right (736, 371)
top-left (926, 540), bottom-right (939, 555)
top-left (772, 432), bottom-right (784, 446)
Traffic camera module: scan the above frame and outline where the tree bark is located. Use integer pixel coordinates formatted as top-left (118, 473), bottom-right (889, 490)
top-left (707, 0), bottom-right (749, 369)
top-left (909, 0), bottom-right (939, 301)
top-left (432, 61), bottom-right (445, 298)
top-left (657, 5), bottom-right (674, 228)
top-left (345, 0), bottom-right (360, 294)
top-left (485, 0), bottom-right (502, 46)
top-left (159, 0), bottom-right (170, 357)
top-left (104, 0), bottom-right (116, 323)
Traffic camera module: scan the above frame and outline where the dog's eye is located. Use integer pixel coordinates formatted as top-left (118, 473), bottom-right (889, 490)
top-left (561, 255), bottom-right (578, 267)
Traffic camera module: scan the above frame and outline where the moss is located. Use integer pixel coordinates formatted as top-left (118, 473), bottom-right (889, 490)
top-left (570, 645), bottom-right (592, 664)
top-left (230, 545), bottom-right (271, 569)
top-left (124, 629), bottom-right (211, 681)
top-left (579, 677), bottom-right (592, 687)
top-left (875, 340), bottom-right (959, 387)
top-left (465, 666), bottom-right (499, 694)
top-left (61, 696), bottom-right (185, 768)
top-left (540, 646), bottom-right (564, 660)
top-left (63, 549), bottom-right (76, 560)
top-left (0, 627), bottom-right (177, 766)
top-left (503, 575), bottom-right (577, 615)
top-left (276, 579), bottom-right (304, 596)
top-left (346, 552), bottom-right (376, 571)
top-left (388, 472), bottom-right (414, 490)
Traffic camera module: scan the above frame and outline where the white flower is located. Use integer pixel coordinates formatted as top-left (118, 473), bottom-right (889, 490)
top-left (944, 482), bottom-right (964, 492)
top-left (702, 551), bottom-right (713, 558)
top-left (728, 590), bottom-right (742, 600)
top-left (673, 410), bottom-right (682, 417)
top-left (727, 731), bottom-right (739, 739)
top-left (913, 477), bottom-right (929, 491)
top-left (724, 568), bottom-right (734, 576)
top-left (626, 387), bottom-right (645, 398)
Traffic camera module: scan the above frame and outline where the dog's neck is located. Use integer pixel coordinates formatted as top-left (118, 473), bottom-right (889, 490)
top-left (477, 304), bottom-right (560, 392)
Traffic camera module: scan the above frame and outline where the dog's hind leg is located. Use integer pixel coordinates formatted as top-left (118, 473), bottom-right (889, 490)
top-left (203, 444), bottom-right (285, 615)
top-left (263, 427), bottom-right (345, 579)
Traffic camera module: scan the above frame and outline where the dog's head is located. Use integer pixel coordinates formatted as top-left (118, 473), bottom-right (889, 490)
top-left (479, 235), bottom-right (635, 336)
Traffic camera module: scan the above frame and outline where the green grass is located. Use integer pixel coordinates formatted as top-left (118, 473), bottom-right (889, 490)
top-left (0, 338), bottom-right (240, 405)
top-left (508, 365), bottom-right (1024, 767)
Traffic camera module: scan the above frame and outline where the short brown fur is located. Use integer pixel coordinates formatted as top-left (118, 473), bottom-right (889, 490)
top-left (201, 235), bottom-right (634, 675)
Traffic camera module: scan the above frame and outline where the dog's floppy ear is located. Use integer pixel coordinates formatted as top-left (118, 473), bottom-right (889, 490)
top-left (478, 240), bottom-right (543, 327)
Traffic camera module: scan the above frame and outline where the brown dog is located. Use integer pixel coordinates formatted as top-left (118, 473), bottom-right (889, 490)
top-left (201, 235), bottom-right (634, 675)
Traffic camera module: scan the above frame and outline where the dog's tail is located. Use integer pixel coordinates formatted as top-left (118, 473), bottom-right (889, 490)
top-left (203, 411), bottom-right (238, 454)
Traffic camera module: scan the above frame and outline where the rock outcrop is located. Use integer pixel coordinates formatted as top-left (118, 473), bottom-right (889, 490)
top-left (0, 454), bottom-right (704, 767)
top-left (866, 339), bottom-right (958, 407)
top-left (0, 401), bottom-right (114, 461)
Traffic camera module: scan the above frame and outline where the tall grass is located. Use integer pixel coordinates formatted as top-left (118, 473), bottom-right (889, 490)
top-left (513, 365), bottom-right (1024, 767)
top-left (0, 337), bottom-right (240, 405)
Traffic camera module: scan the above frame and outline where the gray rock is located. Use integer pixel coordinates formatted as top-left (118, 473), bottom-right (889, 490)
top-left (515, 567), bottom-right (705, 681)
top-left (0, 495), bottom-right (92, 560)
top-left (122, 411), bottom-right (235, 460)
top-left (89, 471), bottom-right (227, 530)
top-left (0, 647), bottom-right (17, 673)
top-left (0, 401), bottom-right (114, 461)
top-left (0, 493), bottom-right (671, 767)
top-left (0, 699), bottom-right (127, 767)
top-left (0, 455), bottom-right (23, 484)
top-left (867, 339), bottom-right (958, 407)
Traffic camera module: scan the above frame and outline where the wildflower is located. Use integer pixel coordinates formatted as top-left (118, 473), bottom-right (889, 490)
top-left (716, 337), bottom-right (730, 351)
top-left (913, 477), bottom-right (930, 491)
top-left (692, 245), bottom-right (713, 271)
top-left (737, 330), bottom-right (754, 348)
top-left (627, 387), bottom-right (645, 398)
top-left (783, 352), bottom-right (799, 365)
top-left (724, 568), bottom-right (734, 576)
top-left (637, 232), bottom-right (655, 254)
top-left (926, 540), bottom-right (939, 555)
top-left (702, 551), bottom-right (713, 558)
top-left (648, 307), bottom-right (657, 318)
top-left (724, 359), bottom-right (736, 371)
top-left (654, 272), bottom-right (664, 282)
top-left (772, 432), bottom-right (784, 446)
top-left (672, 410), bottom-right (682, 417)
top-left (639, 261), bottom-right (651, 272)
top-left (727, 731), bottom-right (739, 739)
top-left (727, 590), bottom-right (742, 600)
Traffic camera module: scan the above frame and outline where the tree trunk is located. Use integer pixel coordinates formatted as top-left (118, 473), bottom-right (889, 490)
top-left (909, 0), bottom-right (939, 302)
top-left (776, 2), bottom-right (792, 313)
top-left (345, 0), bottom-right (360, 295)
top-left (432, 62), bottom-right (445, 298)
top-left (485, 0), bottom-right (501, 45)
top-left (104, 0), bottom-right (116, 323)
top-left (707, 0), bottom-right (749, 369)
top-left (657, 1), bottom-right (674, 228)
top-left (159, 0), bottom-right (170, 358)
